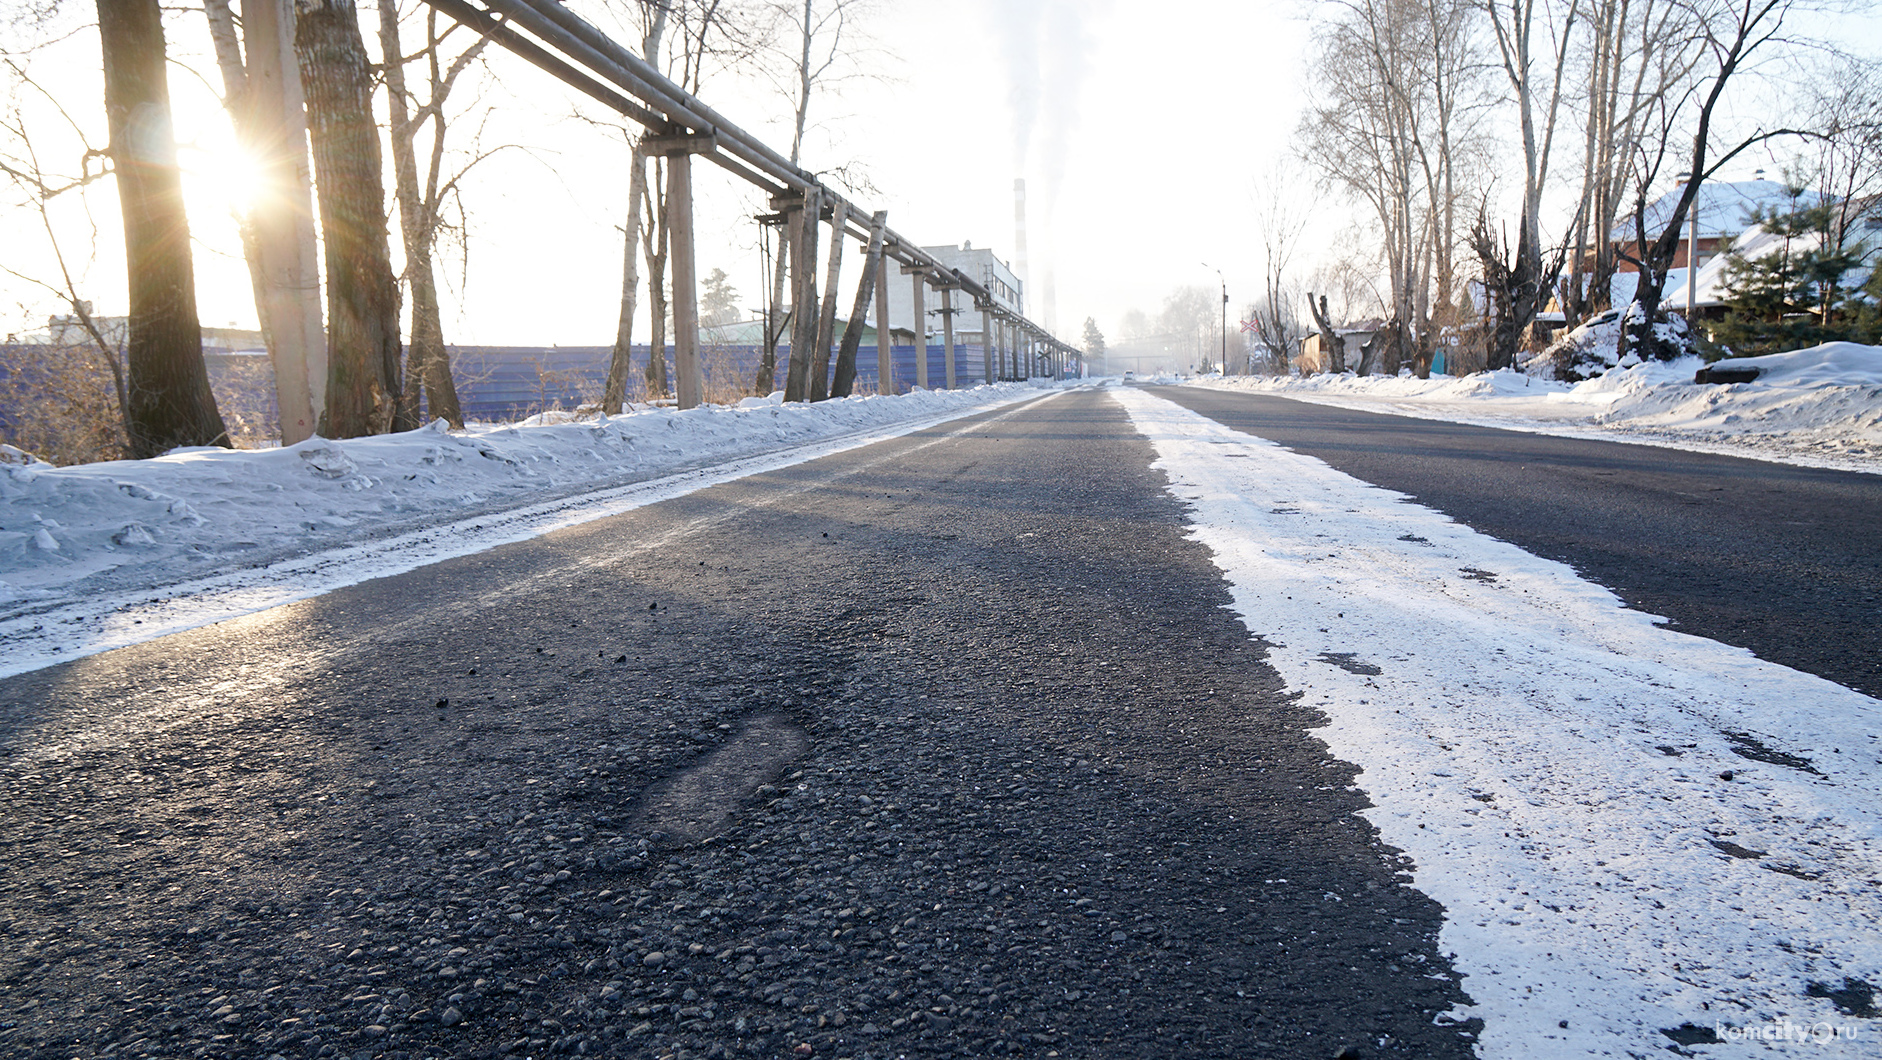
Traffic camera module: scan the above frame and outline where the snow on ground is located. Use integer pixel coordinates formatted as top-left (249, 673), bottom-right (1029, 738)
top-left (0, 382), bottom-right (1069, 678)
top-left (1187, 342), bottom-right (1882, 473)
top-left (1114, 384), bottom-right (1882, 1058)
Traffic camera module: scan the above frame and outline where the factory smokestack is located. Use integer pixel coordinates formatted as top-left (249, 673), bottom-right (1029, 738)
top-left (1013, 178), bottom-right (1030, 314)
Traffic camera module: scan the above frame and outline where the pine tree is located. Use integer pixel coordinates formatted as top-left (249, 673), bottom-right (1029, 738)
top-left (1713, 185), bottom-right (1866, 357)
top-left (700, 269), bottom-right (741, 329)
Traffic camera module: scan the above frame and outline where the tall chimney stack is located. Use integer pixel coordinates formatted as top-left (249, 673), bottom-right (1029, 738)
top-left (1013, 178), bottom-right (1030, 315)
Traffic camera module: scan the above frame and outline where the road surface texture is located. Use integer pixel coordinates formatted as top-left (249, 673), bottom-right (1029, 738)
top-left (0, 388), bottom-right (1477, 1060)
top-left (1155, 385), bottom-right (1882, 699)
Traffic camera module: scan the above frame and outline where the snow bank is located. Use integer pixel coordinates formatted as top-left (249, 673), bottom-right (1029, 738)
top-left (0, 382), bottom-right (1068, 674)
top-left (1115, 385), bottom-right (1882, 1058)
top-left (1188, 343), bottom-right (1882, 472)
top-left (1708, 342), bottom-right (1882, 387)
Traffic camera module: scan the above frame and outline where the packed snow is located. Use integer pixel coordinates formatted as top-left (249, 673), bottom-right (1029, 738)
top-left (1188, 342), bottom-right (1882, 473)
top-left (1114, 384), bottom-right (1881, 1058)
top-left (0, 382), bottom-right (1070, 677)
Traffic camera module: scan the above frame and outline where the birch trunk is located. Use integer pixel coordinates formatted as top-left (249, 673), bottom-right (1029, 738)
top-left (604, 141), bottom-right (647, 413)
top-left (379, 0), bottom-right (461, 428)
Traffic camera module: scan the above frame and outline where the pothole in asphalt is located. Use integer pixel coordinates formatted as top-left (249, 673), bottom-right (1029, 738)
top-left (634, 713), bottom-right (808, 844)
top-left (1317, 652), bottom-right (1383, 676)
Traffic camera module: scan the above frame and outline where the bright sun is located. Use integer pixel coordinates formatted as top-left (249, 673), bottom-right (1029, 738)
top-left (179, 135), bottom-right (264, 218)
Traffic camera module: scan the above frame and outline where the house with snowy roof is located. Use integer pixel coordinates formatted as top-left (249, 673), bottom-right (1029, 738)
top-left (1609, 175), bottom-right (1812, 274)
top-left (1662, 195), bottom-right (1882, 323)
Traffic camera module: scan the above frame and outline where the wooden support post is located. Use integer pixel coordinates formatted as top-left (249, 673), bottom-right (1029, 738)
top-left (810, 196), bottom-right (845, 400)
top-left (876, 245), bottom-right (893, 394)
top-left (831, 210), bottom-right (887, 399)
top-left (941, 287), bottom-right (956, 389)
top-left (784, 186), bottom-right (822, 402)
top-left (665, 148), bottom-right (703, 409)
top-left (980, 306), bottom-right (993, 385)
top-left (910, 268), bottom-right (927, 389)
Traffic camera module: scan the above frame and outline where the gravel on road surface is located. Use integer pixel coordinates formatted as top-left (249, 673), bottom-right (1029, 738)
top-left (0, 388), bottom-right (1477, 1060)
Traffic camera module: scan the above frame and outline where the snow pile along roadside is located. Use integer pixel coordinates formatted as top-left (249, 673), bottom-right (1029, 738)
top-left (1587, 345), bottom-right (1882, 450)
top-left (1113, 384), bottom-right (1882, 1059)
top-left (0, 382), bottom-right (1068, 671)
top-left (1185, 341), bottom-right (1882, 471)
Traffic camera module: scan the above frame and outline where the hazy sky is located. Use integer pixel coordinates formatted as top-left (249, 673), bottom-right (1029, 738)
top-left (422, 0), bottom-right (1322, 347)
top-left (4, 0), bottom-right (1880, 349)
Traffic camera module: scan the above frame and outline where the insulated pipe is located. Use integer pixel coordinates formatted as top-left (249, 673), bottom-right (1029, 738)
top-left (427, 0), bottom-right (779, 197)
top-left (426, 0), bottom-right (657, 127)
top-left (496, 3), bottom-right (1004, 319)
top-left (506, 0), bottom-right (813, 191)
top-left (486, 0), bottom-right (798, 193)
top-left (435, 0), bottom-right (1060, 354)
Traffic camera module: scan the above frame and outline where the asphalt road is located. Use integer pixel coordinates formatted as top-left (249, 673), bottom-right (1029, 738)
top-left (1154, 385), bottom-right (1882, 699)
top-left (0, 388), bottom-right (1477, 1060)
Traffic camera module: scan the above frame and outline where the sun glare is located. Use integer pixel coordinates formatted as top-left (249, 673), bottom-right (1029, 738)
top-left (180, 136), bottom-right (264, 218)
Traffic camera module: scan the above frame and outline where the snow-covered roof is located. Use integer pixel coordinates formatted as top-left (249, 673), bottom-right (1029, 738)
top-left (1663, 220), bottom-right (1880, 310)
top-left (1613, 178), bottom-right (1816, 243)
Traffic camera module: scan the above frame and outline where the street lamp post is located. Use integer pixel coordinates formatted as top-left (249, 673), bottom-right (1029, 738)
top-left (1203, 262), bottom-right (1228, 375)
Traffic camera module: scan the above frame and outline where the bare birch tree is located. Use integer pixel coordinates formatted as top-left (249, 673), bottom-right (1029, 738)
top-left (1300, 0), bottom-right (1485, 375)
top-left (1251, 164), bottom-right (1307, 374)
top-left (1560, 0), bottom-right (1700, 325)
top-left (202, 0), bottom-right (326, 444)
top-left (753, 0), bottom-right (874, 394)
top-left (599, 0), bottom-right (752, 402)
top-left (1481, 0), bottom-right (1579, 369)
top-left (378, 0), bottom-right (497, 429)
top-left (1619, 0), bottom-right (1809, 363)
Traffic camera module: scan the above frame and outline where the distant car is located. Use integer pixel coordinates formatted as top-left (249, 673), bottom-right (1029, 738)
top-left (1122, 371), bottom-right (1135, 381)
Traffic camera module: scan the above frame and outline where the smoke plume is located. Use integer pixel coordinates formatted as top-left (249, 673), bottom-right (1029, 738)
top-left (986, 0), bottom-right (1112, 332)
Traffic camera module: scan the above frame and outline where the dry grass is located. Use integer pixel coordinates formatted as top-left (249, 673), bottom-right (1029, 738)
top-left (0, 341), bottom-right (128, 465)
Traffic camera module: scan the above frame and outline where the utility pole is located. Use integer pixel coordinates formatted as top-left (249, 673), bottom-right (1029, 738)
top-left (1683, 172), bottom-right (1701, 322)
top-left (938, 284), bottom-right (958, 389)
top-left (1204, 262), bottom-right (1227, 375)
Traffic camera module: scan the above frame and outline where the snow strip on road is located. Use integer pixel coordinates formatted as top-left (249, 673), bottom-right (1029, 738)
top-left (0, 385), bottom-right (1071, 678)
top-left (1112, 384), bottom-right (1882, 1058)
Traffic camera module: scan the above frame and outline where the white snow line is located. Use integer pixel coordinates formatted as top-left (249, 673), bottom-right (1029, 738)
top-left (0, 389), bottom-right (1072, 679)
top-left (1112, 385), bottom-right (1882, 1059)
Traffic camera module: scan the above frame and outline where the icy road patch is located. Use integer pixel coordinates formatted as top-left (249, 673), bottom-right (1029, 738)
top-left (1113, 385), bottom-right (1882, 1058)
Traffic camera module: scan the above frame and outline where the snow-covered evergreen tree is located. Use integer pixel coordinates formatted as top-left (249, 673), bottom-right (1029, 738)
top-left (1713, 185), bottom-right (1867, 357)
